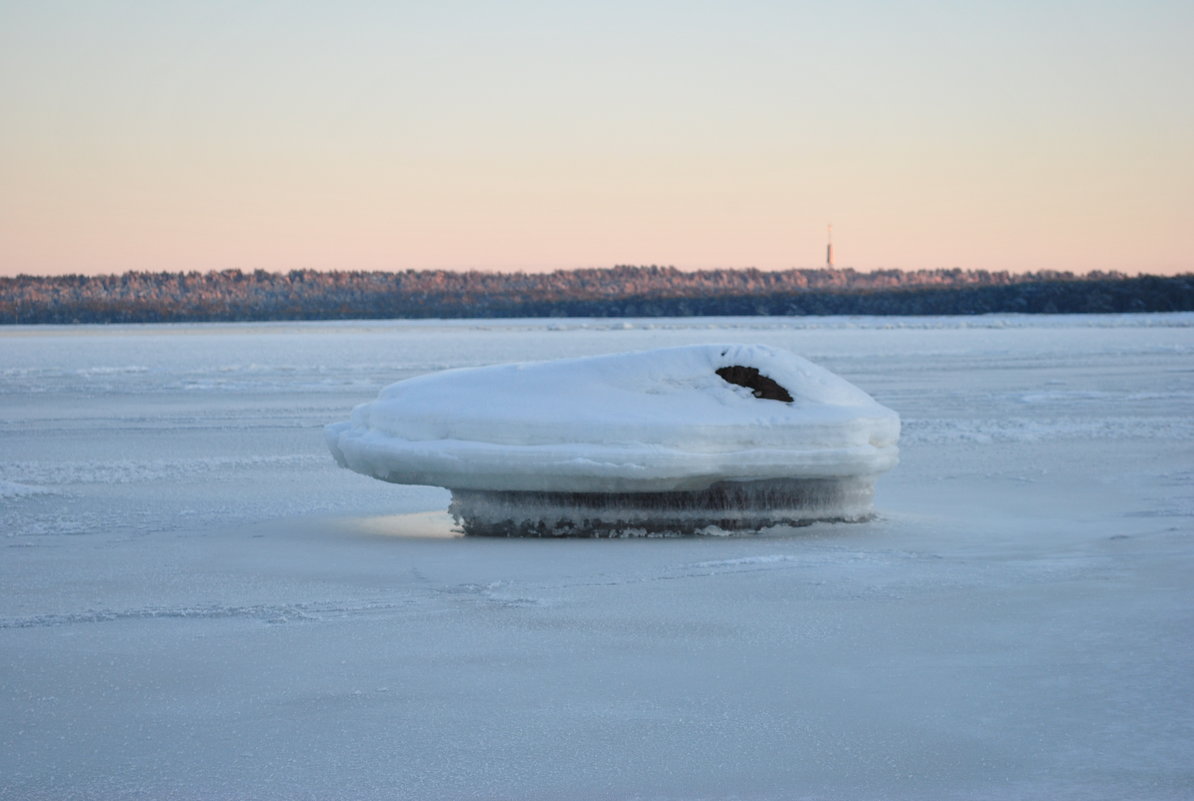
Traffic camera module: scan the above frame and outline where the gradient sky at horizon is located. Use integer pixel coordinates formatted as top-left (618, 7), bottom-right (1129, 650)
top-left (2, 0), bottom-right (1191, 277)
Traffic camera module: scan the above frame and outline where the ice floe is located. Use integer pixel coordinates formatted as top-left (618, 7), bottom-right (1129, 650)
top-left (327, 344), bottom-right (899, 535)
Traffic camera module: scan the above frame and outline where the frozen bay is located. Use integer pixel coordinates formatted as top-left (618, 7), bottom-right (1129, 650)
top-left (2, 314), bottom-right (1192, 800)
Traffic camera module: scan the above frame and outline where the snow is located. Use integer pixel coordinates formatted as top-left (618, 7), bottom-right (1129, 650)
top-left (2, 313), bottom-right (1193, 800)
top-left (326, 344), bottom-right (899, 494)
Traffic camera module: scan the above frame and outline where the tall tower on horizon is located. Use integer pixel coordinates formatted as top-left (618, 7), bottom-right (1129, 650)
top-left (826, 224), bottom-right (834, 268)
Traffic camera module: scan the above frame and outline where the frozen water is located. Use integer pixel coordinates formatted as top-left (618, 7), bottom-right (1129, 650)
top-left (2, 314), bottom-right (1193, 800)
top-left (0, 480), bottom-right (53, 498)
top-left (446, 476), bottom-right (879, 537)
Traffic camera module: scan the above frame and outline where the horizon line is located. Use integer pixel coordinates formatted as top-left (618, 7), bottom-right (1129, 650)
top-left (3, 265), bottom-right (1186, 280)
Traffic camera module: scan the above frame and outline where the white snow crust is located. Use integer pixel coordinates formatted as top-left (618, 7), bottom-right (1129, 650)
top-left (326, 344), bottom-right (899, 493)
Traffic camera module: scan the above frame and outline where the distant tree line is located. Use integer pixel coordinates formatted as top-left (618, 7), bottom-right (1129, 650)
top-left (1, 266), bottom-right (1190, 324)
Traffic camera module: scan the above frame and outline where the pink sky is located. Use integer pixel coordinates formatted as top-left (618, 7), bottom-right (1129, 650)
top-left (2, 1), bottom-right (1191, 277)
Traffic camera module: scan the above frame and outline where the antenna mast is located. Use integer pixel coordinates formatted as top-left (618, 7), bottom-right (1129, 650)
top-left (826, 224), bottom-right (834, 268)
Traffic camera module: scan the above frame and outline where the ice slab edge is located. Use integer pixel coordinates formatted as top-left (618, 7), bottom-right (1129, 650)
top-left (449, 477), bottom-right (876, 537)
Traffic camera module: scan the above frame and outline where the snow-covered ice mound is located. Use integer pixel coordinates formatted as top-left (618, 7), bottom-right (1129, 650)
top-left (326, 344), bottom-right (899, 536)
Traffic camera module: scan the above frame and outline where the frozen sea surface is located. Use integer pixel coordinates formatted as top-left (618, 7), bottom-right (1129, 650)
top-left (2, 314), bottom-right (1192, 800)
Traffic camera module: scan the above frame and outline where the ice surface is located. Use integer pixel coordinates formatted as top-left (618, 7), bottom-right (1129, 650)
top-left (0, 479), bottom-right (52, 498)
top-left (2, 314), bottom-right (1193, 800)
top-left (326, 344), bottom-right (900, 493)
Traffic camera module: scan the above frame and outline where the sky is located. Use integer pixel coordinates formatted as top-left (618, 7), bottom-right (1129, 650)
top-left (1, 0), bottom-right (1191, 277)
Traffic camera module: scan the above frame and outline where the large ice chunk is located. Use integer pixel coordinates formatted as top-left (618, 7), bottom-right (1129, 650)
top-left (326, 344), bottom-right (900, 535)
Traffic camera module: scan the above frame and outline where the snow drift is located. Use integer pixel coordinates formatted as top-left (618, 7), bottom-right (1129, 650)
top-left (326, 344), bottom-right (900, 535)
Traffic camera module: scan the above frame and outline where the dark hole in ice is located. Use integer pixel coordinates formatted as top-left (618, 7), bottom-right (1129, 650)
top-left (716, 365), bottom-right (793, 402)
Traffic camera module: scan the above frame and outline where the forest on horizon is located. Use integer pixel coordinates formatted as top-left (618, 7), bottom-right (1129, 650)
top-left (2, 266), bottom-right (1191, 324)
